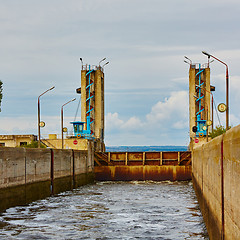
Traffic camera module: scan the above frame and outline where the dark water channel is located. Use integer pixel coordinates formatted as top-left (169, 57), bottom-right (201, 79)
top-left (0, 181), bottom-right (209, 240)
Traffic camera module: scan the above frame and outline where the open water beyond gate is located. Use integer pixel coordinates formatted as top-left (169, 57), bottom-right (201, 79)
top-left (0, 181), bottom-right (208, 240)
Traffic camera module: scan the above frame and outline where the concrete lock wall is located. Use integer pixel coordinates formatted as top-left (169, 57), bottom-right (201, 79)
top-left (0, 143), bottom-right (95, 212)
top-left (192, 124), bottom-right (240, 240)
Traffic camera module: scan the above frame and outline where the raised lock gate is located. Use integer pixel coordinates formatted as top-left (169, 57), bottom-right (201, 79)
top-left (94, 151), bottom-right (192, 181)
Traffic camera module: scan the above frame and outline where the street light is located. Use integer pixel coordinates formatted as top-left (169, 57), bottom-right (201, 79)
top-left (61, 98), bottom-right (76, 149)
top-left (202, 51), bottom-right (229, 130)
top-left (38, 86), bottom-right (55, 148)
top-left (80, 58), bottom-right (83, 70)
top-left (184, 56), bottom-right (192, 65)
top-left (99, 58), bottom-right (106, 66)
top-left (184, 60), bottom-right (190, 65)
top-left (102, 61), bottom-right (109, 68)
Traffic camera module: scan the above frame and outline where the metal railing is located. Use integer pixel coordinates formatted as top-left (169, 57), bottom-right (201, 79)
top-left (82, 64), bottom-right (103, 71)
top-left (190, 63), bottom-right (208, 69)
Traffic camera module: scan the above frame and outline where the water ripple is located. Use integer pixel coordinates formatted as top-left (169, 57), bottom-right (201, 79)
top-left (0, 181), bottom-right (209, 240)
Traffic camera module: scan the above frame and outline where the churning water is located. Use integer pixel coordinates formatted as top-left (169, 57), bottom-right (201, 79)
top-left (0, 181), bottom-right (208, 240)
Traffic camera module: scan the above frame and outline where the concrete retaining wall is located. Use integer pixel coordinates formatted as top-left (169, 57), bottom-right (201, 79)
top-left (192, 125), bottom-right (240, 240)
top-left (0, 142), bottom-right (94, 212)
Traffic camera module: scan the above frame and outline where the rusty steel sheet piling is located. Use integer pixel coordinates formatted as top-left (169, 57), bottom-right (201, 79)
top-left (94, 151), bottom-right (192, 181)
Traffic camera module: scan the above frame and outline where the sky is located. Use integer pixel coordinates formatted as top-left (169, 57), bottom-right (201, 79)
top-left (0, 0), bottom-right (240, 146)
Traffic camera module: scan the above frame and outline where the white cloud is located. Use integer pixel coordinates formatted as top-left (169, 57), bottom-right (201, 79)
top-left (105, 112), bottom-right (124, 131)
top-left (105, 113), bottom-right (144, 132)
top-left (106, 91), bottom-right (188, 138)
top-left (1, 0), bottom-right (240, 146)
top-left (122, 117), bottom-right (144, 130)
top-left (172, 121), bottom-right (188, 129)
top-left (146, 91), bottom-right (188, 127)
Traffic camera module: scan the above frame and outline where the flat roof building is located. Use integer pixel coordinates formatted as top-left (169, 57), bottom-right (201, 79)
top-left (0, 135), bottom-right (37, 147)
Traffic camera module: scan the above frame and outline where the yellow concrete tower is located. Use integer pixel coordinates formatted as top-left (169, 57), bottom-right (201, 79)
top-left (76, 64), bottom-right (105, 151)
top-left (189, 63), bottom-right (211, 149)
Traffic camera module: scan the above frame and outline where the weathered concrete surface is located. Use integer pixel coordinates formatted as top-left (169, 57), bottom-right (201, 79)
top-left (95, 165), bottom-right (192, 181)
top-left (0, 147), bottom-right (26, 188)
top-left (192, 124), bottom-right (240, 240)
top-left (25, 148), bottom-right (51, 184)
top-left (0, 145), bottom-right (94, 212)
top-left (42, 138), bottom-right (89, 150)
top-left (192, 136), bottom-right (222, 240)
top-left (223, 125), bottom-right (240, 239)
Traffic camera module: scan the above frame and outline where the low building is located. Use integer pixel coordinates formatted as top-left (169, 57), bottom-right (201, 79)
top-left (0, 135), bottom-right (37, 147)
top-left (41, 134), bottom-right (104, 151)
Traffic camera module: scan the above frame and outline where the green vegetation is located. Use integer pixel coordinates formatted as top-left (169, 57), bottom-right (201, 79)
top-left (0, 80), bottom-right (3, 112)
top-left (209, 125), bottom-right (229, 139)
top-left (21, 141), bottom-right (46, 148)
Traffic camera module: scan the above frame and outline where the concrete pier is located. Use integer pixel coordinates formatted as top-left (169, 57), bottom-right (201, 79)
top-left (0, 143), bottom-right (95, 212)
top-left (192, 124), bottom-right (240, 240)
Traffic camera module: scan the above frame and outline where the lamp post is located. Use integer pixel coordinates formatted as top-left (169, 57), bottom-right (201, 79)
top-left (61, 98), bottom-right (76, 149)
top-left (202, 51), bottom-right (229, 130)
top-left (184, 56), bottom-right (192, 65)
top-left (102, 61), bottom-right (109, 68)
top-left (99, 58), bottom-right (106, 66)
top-left (38, 86), bottom-right (55, 148)
top-left (80, 58), bottom-right (83, 70)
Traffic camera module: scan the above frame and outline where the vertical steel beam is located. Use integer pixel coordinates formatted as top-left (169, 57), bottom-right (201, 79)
top-left (160, 152), bottom-right (163, 166)
top-left (143, 152), bottom-right (145, 166)
top-left (125, 152), bottom-right (128, 166)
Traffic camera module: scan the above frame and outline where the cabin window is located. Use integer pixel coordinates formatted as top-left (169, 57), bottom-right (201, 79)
top-left (20, 142), bottom-right (27, 146)
top-left (74, 125), bottom-right (78, 132)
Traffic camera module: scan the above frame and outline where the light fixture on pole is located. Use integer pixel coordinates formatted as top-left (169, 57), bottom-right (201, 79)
top-left (99, 58), bottom-right (106, 66)
top-left (202, 51), bottom-right (229, 130)
top-left (102, 61), bottom-right (109, 68)
top-left (61, 98), bottom-right (76, 149)
top-left (38, 86), bottom-right (55, 148)
top-left (184, 56), bottom-right (192, 65)
top-left (80, 58), bottom-right (83, 70)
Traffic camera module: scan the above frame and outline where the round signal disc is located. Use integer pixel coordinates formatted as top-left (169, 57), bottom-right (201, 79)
top-left (206, 120), bottom-right (212, 126)
top-left (39, 121), bottom-right (45, 128)
top-left (218, 103), bottom-right (227, 113)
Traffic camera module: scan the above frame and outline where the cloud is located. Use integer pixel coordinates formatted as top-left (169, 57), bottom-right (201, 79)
top-left (122, 117), bottom-right (144, 130)
top-left (146, 91), bottom-right (188, 128)
top-left (1, 0), bottom-right (240, 146)
top-left (105, 113), bottom-right (124, 131)
top-left (105, 113), bottom-right (144, 132)
top-left (105, 90), bottom-right (189, 145)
